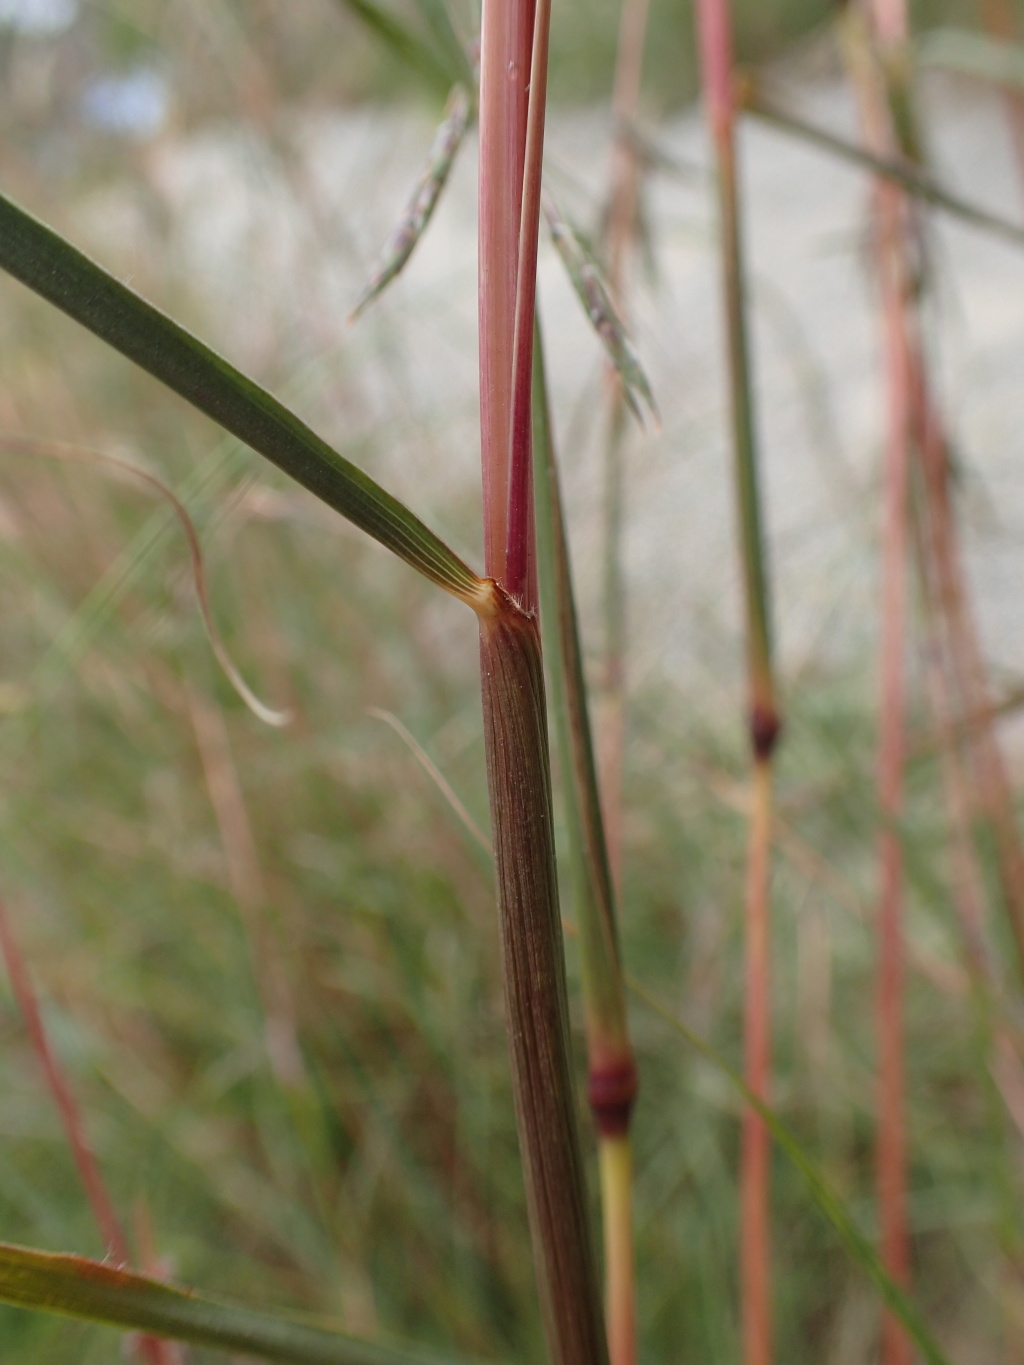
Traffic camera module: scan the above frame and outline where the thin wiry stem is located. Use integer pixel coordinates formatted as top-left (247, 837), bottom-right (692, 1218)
top-left (597, 0), bottom-right (651, 898)
top-left (694, 5), bottom-right (780, 1363)
top-left (477, 0), bottom-right (534, 574)
top-left (476, 0), bottom-right (612, 1358)
top-left (532, 326), bottom-right (638, 1365)
top-left (0, 898), bottom-right (172, 1365)
top-left (840, 10), bottom-right (914, 1363)
top-left (505, 0), bottom-right (552, 608)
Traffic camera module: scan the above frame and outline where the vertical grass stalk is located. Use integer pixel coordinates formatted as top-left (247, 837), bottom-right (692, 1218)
top-left (598, 0), bottom-right (652, 891)
top-left (477, 0), bottom-right (611, 1360)
top-left (694, 4), bottom-right (779, 1363)
top-left (839, 10), bottom-right (914, 1362)
top-left (533, 326), bottom-right (638, 1365)
top-left (475, 584), bottom-right (609, 1365)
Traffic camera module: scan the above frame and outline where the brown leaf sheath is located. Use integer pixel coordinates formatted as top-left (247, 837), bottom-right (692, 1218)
top-left (477, 581), bottom-right (609, 1365)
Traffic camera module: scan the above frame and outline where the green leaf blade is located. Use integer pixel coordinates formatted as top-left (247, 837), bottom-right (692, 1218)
top-left (0, 1242), bottom-right (488, 1365)
top-left (0, 190), bottom-right (483, 606)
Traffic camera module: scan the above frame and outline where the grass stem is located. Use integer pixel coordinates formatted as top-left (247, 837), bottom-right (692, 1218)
top-left (695, 5), bottom-right (780, 1361)
top-left (598, 1135), bottom-right (635, 1365)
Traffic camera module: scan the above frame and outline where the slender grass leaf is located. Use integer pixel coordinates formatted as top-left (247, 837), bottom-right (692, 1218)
top-left (332, 0), bottom-right (454, 93)
top-left (0, 1242), bottom-right (488, 1365)
top-left (631, 983), bottom-right (955, 1365)
top-left (0, 435), bottom-right (290, 726)
top-left (543, 198), bottom-right (659, 431)
top-left (532, 322), bottom-right (637, 1365)
top-left (0, 190), bottom-right (485, 606)
top-left (740, 85), bottom-right (1024, 250)
top-left (349, 85), bottom-right (471, 323)
top-left (531, 326), bottom-right (633, 1085)
top-left (413, 0), bottom-right (475, 89)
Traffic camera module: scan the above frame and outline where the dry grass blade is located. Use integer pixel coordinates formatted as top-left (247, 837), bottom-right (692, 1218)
top-left (368, 707), bottom-right (491, 852)
top-left (0, 435), bottom-right (291, 727)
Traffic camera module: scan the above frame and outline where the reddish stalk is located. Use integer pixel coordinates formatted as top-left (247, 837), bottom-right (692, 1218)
top-left (841, 9), bottom-right (914, 1362)
top-left (694, 5), bottom-right (779, 1363)
top-left (477, 0), bottom-right (610, 1359)
top-left (0, 897), bottom-right (169, 1365)
top-left (475, 584), bottom-right (609, 1365)
top-left (874, 245), bottom-right (913, 1365)
top-left (597, 0), bottom-right (651, 894)
top-left (505, 0), bottom-right (552, 608)
top-left (914, 381), bottom-right (1024, 978)
top-left (478, 0), bottom-right (535, 575)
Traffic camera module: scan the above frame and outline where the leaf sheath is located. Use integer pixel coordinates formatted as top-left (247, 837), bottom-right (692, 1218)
top-left (477, 584), bottom-right (609, 1365)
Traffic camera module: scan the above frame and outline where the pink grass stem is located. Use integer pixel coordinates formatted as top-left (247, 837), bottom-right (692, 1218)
top-left (478, 0), bottom-right (536, 577)
top-left (0, 900), bottom-right (129, 1263)
top-left (505, 0), bottom-right (552, 610)
top-left (874, 163), bottom-right (914, 1365)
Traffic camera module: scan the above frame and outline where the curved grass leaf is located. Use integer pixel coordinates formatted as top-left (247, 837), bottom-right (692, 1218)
top-left (630, 982), bottom-right (954, 1365)
top-left (0, 435), bottom-right (290, 726)
top-left (0, 190), bottom-right (484, 606)
top-left (0, 1241), bottom-right (486, 1365)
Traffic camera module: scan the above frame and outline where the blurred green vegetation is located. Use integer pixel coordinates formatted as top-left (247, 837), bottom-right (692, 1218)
top-left (0, 0), bottom-right (995, 130)
top-left (0, 0), bottom-right (1022, 1362)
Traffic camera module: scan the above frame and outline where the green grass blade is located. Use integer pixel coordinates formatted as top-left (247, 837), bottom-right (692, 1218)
top-left (0, 1242), bottom-right (486, 1365)
top-left (412, 0), bottom-right (475, 89)
top-left (531, 323), bottom-right (632, 1076)
top-left (0, 190), bottom-right (483, 605)
top-left (332, 0), bottom-right (455, 92)
top-left (631, 984), bottom-right (955, 1365)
